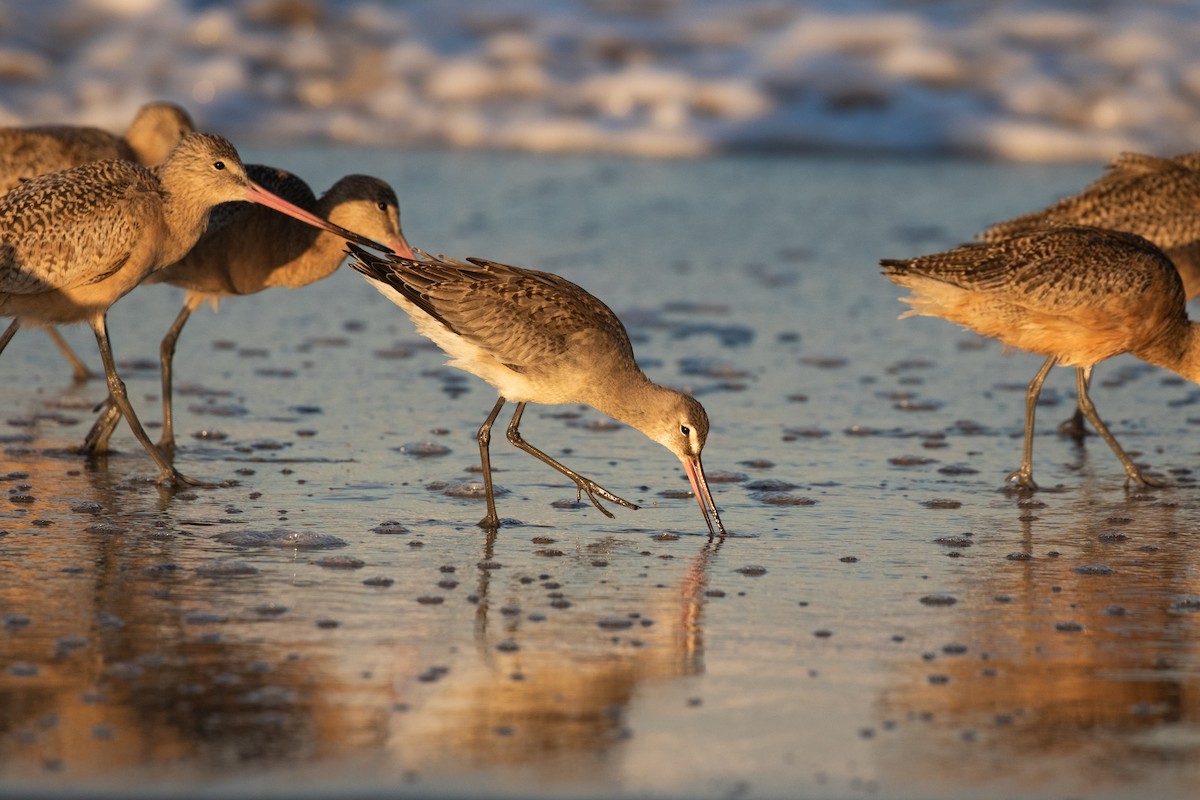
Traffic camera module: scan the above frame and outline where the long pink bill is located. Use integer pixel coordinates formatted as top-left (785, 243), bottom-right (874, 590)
top-left (681, 454), bottom-right (727, 537)
top-left (385, 233), bottom-right (417, 261)
top-left (243, 180), bottom-right (395, 253)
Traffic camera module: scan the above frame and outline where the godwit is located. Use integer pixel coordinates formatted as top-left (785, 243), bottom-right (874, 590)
top-left (346, 246), bottom-right (726, 535)
top-left (979, 152), bottom-right (1200, 439)
top-left (0, 132), bottom-right (389, 486)
top-left (0, 101), bottom-right (195, 193)
top-left (0, 101), bottom-right (196, 379)
top-left (82, 168), bottom-right (414, 459)
top-left (980, 152), bottom-right (1200, 296)
top-left (882, 225), bottom-right (1200, 490)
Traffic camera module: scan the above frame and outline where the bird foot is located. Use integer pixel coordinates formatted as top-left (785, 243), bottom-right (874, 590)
top-left (159, 470), bottom-right (213, 489)
top-left (1005, 468), bottom-right (1038, 491)
top-left (575, 479), bottom-right (639, 518)
top-left (1126, 469), bottom-right (1167, 489)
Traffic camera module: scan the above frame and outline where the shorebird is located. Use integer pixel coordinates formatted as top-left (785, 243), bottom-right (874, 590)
top-left (346, 246), bottom-right (726, 535)
top-left (0, 101), bottom-right (196, 380)
top-left (82, 168), bottom-right (414, 459)
top-left (0, 132), bottom-right (389, 486)
top-left (882, 225), bottom-right (1200, 490)
top-left (979, 152), bottom-right (1200, 440)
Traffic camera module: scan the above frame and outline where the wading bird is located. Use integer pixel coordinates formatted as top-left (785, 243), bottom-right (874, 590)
top-left (0, 101), bottom-right (196, 379)
top-left (0, 133), bottom-right (389, 485)
top-left (882, 225), bottom-right (1200, 490)
top-left (82, 168), bottom-right (414, 459)
top-left (348, 246), bottom-right (726, 535)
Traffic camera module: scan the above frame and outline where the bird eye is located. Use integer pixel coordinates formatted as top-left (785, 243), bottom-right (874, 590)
top-left (680, 425), bottom-right (691, 437)
top-left (377, 201), bottom-right (389, 212)
top-left (213, 161), bottom-right (226, 171)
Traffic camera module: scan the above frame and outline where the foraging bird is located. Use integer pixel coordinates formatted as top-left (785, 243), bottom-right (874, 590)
top-left (0, 132), bottom-right (391, 485)
top-left (347, 246), bottom-right (726, 535)
top-left (979, 152), bottom-right (1200, 439)
top-left (980, 151), bottom-right (1200, 298)
top-left (82, 168), bottom-right (415, 459)
top-left (882, 225), bottom-right (1200, 490)
top-left (0, 101), bottom-right (196, 379)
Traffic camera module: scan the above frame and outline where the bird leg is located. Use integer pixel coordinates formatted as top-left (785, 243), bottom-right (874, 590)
top-left (80, 396), bottom-right (122, 455)
top-left (505, 402), bottom-right (639, 518)
top-left (1074, 366), bottom-right (1166, 488)
top-left (0, 319), bottom-right (19, 355)
top-left (476, 396), bottom-right (507, 529)
top-left (157, 300), bottom-right (198, 459)
top-left (88, 313), bottom-right (200, 487)
top-left (1056, 370), bottom-right (1092, 441)
top-left (45, 327), bottom-right (96, 382)
top-left (1006, 355), bottom-right (1056, 490)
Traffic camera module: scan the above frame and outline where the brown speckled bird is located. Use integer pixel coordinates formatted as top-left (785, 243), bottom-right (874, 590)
top-left (980, 152), bottom-right (1200, 440)
top-left (82, 167), bottom-right (414, 459)
top-left (979, 152), bottom-right (1200, 297)
top-left (883, 225), bottom-right (1200, 490)
top-left (0, 102), bottom-right (195, 193)
top-left (348, 246), bottom-right (726, 535)
top-left (0, 101), bottom-right (196, 379)
top-left (0, 132), bottom-right (390, 485)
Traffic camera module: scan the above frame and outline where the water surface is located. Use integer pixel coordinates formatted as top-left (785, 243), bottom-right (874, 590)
top-left (2, 151), bottom-right (1199, 799)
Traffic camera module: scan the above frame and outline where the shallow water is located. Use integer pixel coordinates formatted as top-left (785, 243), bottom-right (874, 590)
top-left (3, 151), bottom-right (1200, 799)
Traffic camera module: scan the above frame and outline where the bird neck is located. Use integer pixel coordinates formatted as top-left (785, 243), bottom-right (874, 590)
top-left (156, 177), bottom-right (215, 267)
top-left (1134, 320), bottom-right (1200, 383)
top-left (589, 373), bottom-right (670, 438)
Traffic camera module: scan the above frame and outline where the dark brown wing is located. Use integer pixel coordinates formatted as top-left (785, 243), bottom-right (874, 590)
top-left (884, 226), bottom-right (1180, 313)
top-left (349, 247), bottom-right (635, 369)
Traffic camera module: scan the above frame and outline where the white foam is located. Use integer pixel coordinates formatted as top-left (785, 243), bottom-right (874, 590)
top-left (3, 0), bottom-right (1199, 160)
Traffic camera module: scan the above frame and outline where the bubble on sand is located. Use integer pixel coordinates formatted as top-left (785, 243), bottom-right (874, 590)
top-left (215, 529), bottom-right (349, 550)
top-left (316, 556), bottom-right (365, 570)
top-left (598, 617), bottom-right (634, 630)
top-left (1073, 564), bottom-right (1114, 576)
top-left (397, 442), bottom-right (452, 457)
top-left (442, 481), bottom-right (505, 499)
top-left (195, 560), bottom-right (259, 577)
top-left (85, 523), bottom-right (127, 535)
top-left (1168, 597), bottom-right (1200, 614)
top-left (922, 499), bottom-right (962, 509)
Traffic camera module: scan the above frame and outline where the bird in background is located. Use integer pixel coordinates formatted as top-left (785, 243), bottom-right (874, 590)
top-left (82, 167), bottom-right (414, 460)
top-left (882, 225), bottom-right (1200, 490)
top-left (0, 132), bottom-right (391, 486)
top-left (347, 245), bottom-right (726, 536)
top-left (979, 151), bottom-right (1200, 439)
top-left (0, 100), bottom-right (196, 380)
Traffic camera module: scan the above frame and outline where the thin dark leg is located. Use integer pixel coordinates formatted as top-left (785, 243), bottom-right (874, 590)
top-left (506, 402), bottom-right (639, 517)
top-left (476, 396), bottom-right (507, 529)
top-left (46, 327), bottom-right (95, 382)
top-left (1075, 365), bottom-right (1165, 487)
top-left (0, 319), bottom-right (19, 355)
top-left (1006, 355), bottom-right (1056, 490)
top-left (89, 313), bottom-right (196, 486)
top-left (157, 301), bottom-right (196, 459)
top-left (80, 396), bottom-right (122, 455)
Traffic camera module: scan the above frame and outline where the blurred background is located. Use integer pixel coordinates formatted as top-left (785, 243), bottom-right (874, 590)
top-left (3, 0), bottom-right (1200, 161)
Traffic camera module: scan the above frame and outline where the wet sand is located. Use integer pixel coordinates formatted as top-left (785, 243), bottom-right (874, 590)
top-left (2, 150), bottom-right (1199, 799)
